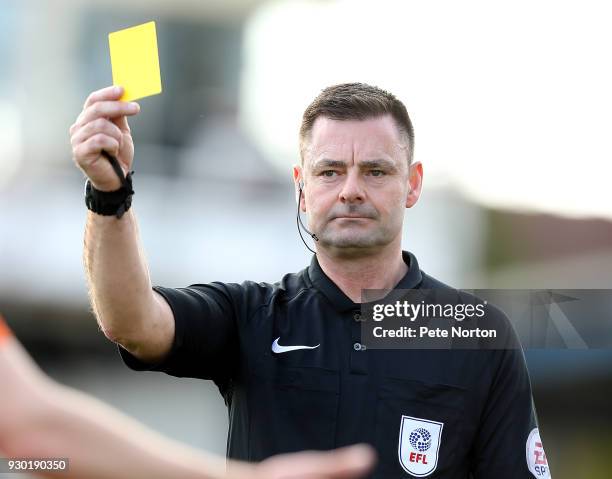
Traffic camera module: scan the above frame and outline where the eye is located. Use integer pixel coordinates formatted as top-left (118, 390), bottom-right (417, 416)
top-left (321, 170), bottom-right (338, 177)
top-left (369, 170), bottom-right (385, 177)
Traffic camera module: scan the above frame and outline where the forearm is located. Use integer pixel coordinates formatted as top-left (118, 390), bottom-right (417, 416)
top-left (84, 209), bottom-right (157, 344)
top-left (5, 381), bottom-right (227, 479)
top-left (0, 333), bottom-right (375, 479)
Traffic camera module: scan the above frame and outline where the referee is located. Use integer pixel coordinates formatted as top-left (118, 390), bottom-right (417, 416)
top-left (70, 82), bottom-right (551, 478)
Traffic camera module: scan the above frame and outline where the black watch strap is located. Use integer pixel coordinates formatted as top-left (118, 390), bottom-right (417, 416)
top-left (84, 150), bottom-right (134, 219)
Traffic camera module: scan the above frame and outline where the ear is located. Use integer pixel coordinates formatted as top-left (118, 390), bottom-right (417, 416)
top-left (292, 165), bottom-right (306, 212)
top-left (405, 161), bottom-right (423, 208)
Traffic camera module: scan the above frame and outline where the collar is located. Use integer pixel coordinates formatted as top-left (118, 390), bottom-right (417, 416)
top-left (306, 250), bottom-right (423, 312)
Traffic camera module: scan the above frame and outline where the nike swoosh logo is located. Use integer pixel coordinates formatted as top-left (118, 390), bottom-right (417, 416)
top-left (272, 337), bottom-right (320, 354)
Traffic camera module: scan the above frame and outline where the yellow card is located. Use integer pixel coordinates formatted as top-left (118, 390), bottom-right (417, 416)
top-left (108, 21), bottom-right (162, 102)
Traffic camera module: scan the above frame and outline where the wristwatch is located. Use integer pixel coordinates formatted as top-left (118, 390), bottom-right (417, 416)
top-left (84, 150), bottom-right (134, 219)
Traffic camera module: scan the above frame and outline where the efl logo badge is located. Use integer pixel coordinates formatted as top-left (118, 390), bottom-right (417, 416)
top-left (398, 415), bottom-right (443, 477)
top-left (526, 428), bottom-right (551, 478)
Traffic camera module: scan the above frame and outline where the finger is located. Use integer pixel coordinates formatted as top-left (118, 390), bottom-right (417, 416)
top-left (111, 113), bottom-right (133, 134)
top-left (75, 101), bottom-right (140, 129)
top-left (70, 109), bottom-right (134, 136)
top-left (263, 444), bottom-right (375, 479)
top-left (71, 118), bottom-right (123, 149)
top-left (312, 445), bottom-right (375, 478)
top-left (83, 85), bottom-right (124, 109)
top-left (73, 134), bottom-right (120, 162)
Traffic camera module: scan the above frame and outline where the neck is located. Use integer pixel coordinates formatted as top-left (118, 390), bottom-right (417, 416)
top-left (315, 242), bottom-right (408, 303)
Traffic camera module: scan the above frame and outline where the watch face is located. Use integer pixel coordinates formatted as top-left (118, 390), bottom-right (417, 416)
top-left (84, 180), bottom-right (94, 209)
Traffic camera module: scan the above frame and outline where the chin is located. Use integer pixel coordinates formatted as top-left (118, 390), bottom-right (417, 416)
top-left (321, 233), bottom-right (390, 250)
top-left (318, 223), bottom-right (396, 250)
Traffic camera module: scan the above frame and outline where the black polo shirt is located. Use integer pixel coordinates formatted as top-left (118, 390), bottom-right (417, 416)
top-left (120, 251), bottom-right (550, 478)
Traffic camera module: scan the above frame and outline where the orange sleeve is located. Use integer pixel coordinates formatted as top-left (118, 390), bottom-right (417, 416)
top-left (0, 314), bottom-right (12, 346)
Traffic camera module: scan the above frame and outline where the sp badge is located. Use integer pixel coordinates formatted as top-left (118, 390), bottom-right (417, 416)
top-left (526, 428), bottom-right (551, 478)
top-left (398, 415), bottom-right (443, 477)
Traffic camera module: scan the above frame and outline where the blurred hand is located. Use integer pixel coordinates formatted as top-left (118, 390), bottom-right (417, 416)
top-left (70, 86), bottom-right (140, 192)
top-left (230, 444), bottom-right (376, 479)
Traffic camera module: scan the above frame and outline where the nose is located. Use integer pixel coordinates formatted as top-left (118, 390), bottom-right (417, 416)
top-left (339, 170), bottom-right (365, 203)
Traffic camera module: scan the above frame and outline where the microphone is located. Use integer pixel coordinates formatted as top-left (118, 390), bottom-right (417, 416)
top-left (296, 183), bottom-right (318, 254)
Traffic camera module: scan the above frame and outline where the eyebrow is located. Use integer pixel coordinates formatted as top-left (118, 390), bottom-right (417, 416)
top-left (311, 159), bottom-right (346, 169)
top-left (312, 158), bottom-right (398, 170)
top-left (359, 159), bottom-right (397, 170)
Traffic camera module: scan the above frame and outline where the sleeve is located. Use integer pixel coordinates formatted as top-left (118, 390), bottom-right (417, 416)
top-left (470, 320), bottom-right (552, 478)
top-left (118, 282), bottom-right (240, 381)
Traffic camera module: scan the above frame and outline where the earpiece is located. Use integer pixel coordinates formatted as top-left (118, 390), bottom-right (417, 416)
top-left (295, 179), bottom-right (318, 253)
top-left (295, 181), bottom-right (305, 205)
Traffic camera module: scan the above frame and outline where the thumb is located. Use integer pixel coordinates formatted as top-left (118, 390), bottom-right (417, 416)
top-left (261, 444), bottom-right (376, 479)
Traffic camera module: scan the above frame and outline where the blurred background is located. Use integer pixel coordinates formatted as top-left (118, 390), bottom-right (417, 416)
top-left (1, 0), bottom-right (611, 477)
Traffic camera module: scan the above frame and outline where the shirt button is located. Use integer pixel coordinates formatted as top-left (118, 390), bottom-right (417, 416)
top-left (353, 342), bottom-right (362, 351)
top-left (353, 312), bottom-right (362, 322)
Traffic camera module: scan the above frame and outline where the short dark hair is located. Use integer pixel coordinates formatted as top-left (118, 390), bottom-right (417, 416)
top-left (299, 82), bottom-right (414, 165)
